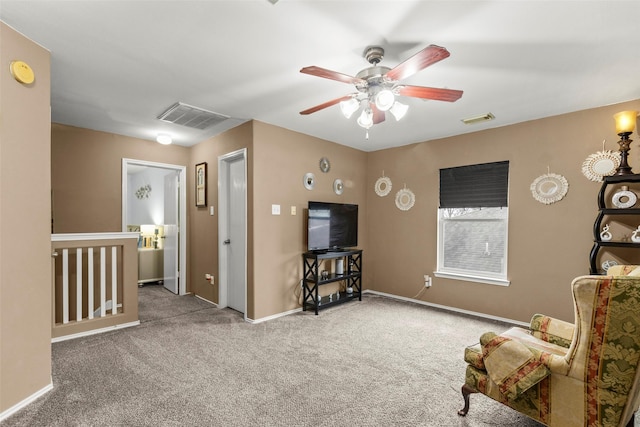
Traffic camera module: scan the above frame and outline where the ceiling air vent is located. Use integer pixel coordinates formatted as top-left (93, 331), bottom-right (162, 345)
top-left (461, 113), bottom-right (495, 125)
top-left (157, 102), bottom-right (229, 130)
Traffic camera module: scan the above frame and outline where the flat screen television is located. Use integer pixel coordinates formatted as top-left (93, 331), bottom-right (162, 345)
top-left (307, 201), bottom-right (358, 252)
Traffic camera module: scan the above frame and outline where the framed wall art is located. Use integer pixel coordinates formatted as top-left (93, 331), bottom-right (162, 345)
top-left (195, 162), bottom-right (207, 207)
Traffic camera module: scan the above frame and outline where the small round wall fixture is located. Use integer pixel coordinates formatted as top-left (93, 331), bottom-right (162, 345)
top-left (10, 60), bottom-right (35, 85)
top-left (530, 173), bottom-right (569, 205)
top-left (303, 172), bottom-right (315, 190)
top-left (333, 178), bottom-right (344, 195)
top-left (374, 175), bottom-right (392, 197)
top-left (395, 187), bottom-right (415, 211)
top-left (319, 157), bottom-right (331, 173)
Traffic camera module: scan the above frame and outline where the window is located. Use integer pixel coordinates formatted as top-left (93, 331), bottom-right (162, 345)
top-left (435, 161), bottom-right (510, 286)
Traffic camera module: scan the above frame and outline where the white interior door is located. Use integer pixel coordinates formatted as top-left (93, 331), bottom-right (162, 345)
top-left (218, 149), bottom-right (247, 315)
top-left (163, 171), bottom-right (179, 294)
top-left (227, 158), bottom-right (246, 312)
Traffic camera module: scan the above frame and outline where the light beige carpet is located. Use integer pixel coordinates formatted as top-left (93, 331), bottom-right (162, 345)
top-left (5, 285), bottom-right (544, 426)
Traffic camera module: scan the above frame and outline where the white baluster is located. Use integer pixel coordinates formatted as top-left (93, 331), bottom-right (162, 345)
top-left (62, 249), bottom-right (69, 324)
top-left (111, 246), bottom-right (117, 315)
top-left (88, 247), bottom-right (94, 319)
top-left (76, 248), bottom-right (82, 322)
top-left (100, 247), bottom-right (106, 317)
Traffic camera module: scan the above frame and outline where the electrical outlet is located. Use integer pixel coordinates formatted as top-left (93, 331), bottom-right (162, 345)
top-left (424, 275), bottom-right (432, 288)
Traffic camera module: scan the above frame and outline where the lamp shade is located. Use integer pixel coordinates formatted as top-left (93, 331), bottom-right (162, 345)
top-left (389, 102), bottom-right (408, 121)
top-left (614, 110), bottom-right (638, 134)
top-left (357, 109), bottom-right (373, 129)
top-left (339, 97), bottom-right (360, 119)
top-left (374, 89), bottom-right (395, 111)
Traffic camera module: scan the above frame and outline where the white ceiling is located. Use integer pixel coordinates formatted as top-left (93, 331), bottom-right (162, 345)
top-left (2, 1), bottom-right (639, 152)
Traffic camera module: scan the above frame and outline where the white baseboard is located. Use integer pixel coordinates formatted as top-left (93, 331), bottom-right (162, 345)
top-left (363, 290), bottom-right (528, 327)
top-left (0, 381), bottom-right (53, 422)
top-left (246, 307), bottom-right (302, 324)
top-left (51, 320), bottom-right (141, 343)
top-left (194, 294), bottom-right (217, 306)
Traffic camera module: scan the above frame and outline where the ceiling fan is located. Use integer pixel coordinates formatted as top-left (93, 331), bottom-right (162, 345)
top-left (299, 44), bottom-right (463, 133)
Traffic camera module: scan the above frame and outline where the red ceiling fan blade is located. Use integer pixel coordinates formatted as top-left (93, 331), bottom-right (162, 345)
top-left (299, 95), bottom-right (354, 115)
top-left (371, 105), bottom-right (386, 124)
top-left (385, 45), bottom-right (451, 81)
top-left (397, 85), bottom-right (463, 102)
top-left (300, 66), bottom-right (365, 85)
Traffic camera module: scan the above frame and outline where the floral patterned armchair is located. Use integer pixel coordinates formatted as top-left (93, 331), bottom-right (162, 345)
top-left (458, 267), bottom-right (640, 427)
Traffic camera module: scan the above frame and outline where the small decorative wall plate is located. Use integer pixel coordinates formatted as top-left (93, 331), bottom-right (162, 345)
top-left (582, 150), bottom-right (620, 182)
top-left (319, 157), bottom-right (330, 173)
top-left (395, 187), bottom-right (415, 211)
top-left (303, 172), bottom-right (315, 190)
top-left (374, 176), bottom-right (392, 197)
top-left (612, 186), bottom-right (637, 208)
top-left (333, 179), bottom-right (344, 195)
top-left (530, 173), bottom-right (569, 205)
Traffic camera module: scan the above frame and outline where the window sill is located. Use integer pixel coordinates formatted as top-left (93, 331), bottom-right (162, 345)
top-left (434, 271), bottom-right (510, 287)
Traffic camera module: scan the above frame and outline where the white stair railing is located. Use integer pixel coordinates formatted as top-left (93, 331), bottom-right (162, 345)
top-left (51, 233), bottom-right (139, 341)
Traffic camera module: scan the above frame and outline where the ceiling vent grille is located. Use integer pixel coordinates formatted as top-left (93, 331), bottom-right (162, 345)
top-left (157, 102), bottom-right (229, 130)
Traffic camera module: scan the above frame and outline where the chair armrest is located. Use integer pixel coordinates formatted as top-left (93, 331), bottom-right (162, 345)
top-left (529, 314), bottom-right (574, 348)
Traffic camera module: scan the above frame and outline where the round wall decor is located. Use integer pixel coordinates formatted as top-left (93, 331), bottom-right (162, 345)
top-left (303, 172), bottom-right (315, 190)
top-left (530, 173), bottom-right (569, 205)
top-left (612, 185), bottom-right (637, 208)
top-left (582, 150), bottom-right (620, 182)
top-left (374, 176), bottom-right (392, 197)
top-left (333, 178), bottom-right (344, 195)
top-left (319, 157), bottom-right (330, 173)
top-left (395, 187), bottom-right (415, 211)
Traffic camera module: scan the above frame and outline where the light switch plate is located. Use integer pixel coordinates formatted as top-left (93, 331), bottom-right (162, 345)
top-left (291, 206), bottom-right (296, 215)
top-left (272, 204), bottom-right (281, 215)
top-left (209, 206), bottom-right (215, 216)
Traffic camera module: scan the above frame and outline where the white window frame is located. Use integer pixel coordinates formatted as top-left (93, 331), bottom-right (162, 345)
top-left (435, 207), bottom-right (510, 286)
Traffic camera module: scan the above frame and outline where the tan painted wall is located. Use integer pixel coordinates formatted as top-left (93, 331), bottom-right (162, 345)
top-left (188, 123), bottom-right (253, 312)
top-left (51, 124), bottom-right (190, 233)
top-left (366, 99), bottom-right (640, 323)
top-left (0, 23), bottom-right (52, 413)
top-left (188, 121), bottom-right (368, 321)
top-left (251, 121), bottom-right (368, 320)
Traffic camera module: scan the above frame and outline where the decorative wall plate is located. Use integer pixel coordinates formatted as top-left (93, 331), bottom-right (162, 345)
top-left (582, 150), bottom-right (620, 182)
top-left (333, 178), bottom-right (344, 195)
top-left (395, 188), bottom-right (415, 211)
top-left (530, 173), bottom-right (569, 205)
top-left (319, 157), bottom-right (330, 173)
top-left (612, 186), bottom-right (637, 208)
top-left (374, 176), bottom-right (392, 197)
top-left (303, 172), bottom-right (315, 190)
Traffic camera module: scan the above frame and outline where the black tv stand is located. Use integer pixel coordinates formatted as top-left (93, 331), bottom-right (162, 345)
top-left (302, 249), bottom-right (362, 315)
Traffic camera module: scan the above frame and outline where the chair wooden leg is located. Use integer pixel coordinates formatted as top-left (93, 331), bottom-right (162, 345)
top-left (458, 384), bottom-right (477, 416)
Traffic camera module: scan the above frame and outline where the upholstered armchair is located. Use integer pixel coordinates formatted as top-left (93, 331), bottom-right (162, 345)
top-left (458, 267), bottom-right (640, 427)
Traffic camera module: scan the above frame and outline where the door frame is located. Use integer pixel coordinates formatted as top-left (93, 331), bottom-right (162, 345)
top-left (218, 148), bottom-right (247, 318)
top-left (121, 158), bottom-right (188, 295)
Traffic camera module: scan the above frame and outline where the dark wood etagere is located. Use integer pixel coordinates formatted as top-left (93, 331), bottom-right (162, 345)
top-left (590, 174), bottom-right (640, 274)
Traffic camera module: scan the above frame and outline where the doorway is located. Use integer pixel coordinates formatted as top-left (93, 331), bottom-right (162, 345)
top-left (122, 158), bottom-right (187, 295)
top-left (218, 149), bottom-right (247, 317)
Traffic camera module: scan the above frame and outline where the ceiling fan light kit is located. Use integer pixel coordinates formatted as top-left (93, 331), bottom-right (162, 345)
top-left (300, 44), bottom-right (463, 138)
